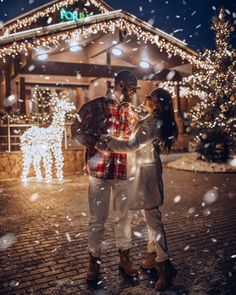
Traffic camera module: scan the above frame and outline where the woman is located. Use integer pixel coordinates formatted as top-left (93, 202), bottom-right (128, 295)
top-left (95, 87), bottom-right (178, 291)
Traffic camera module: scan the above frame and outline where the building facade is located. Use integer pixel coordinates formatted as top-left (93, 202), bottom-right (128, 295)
top-left (0, 0), bottom-right (201, 153)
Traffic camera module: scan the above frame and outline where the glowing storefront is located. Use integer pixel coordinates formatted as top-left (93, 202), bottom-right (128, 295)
top-left (0, 0), bottom-right (202, 151)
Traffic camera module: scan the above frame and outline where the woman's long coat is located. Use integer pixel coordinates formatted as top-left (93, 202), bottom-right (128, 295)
top-left (104, 114), bottom-right (164, 210)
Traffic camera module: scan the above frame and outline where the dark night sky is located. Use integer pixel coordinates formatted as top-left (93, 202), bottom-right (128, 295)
top-left (0, 0), bottom-right (236, 52)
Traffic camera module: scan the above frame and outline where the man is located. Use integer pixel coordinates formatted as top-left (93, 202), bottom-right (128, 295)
top-left (71, 70), bottom-right (139, 280)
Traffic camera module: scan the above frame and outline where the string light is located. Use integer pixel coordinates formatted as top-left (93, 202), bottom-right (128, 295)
top-left (187, 9), bottom-right (236, 162)
top-left (1, 16), bottom-right (209, 69)
top-left (2, 0), bottom-right (110, 35)
top-left (159, 9), bottom-right (235, 163)
top-left (0, 87), bottom-right (75, 124)
top-left (20, 91), bottom-right (75, 183)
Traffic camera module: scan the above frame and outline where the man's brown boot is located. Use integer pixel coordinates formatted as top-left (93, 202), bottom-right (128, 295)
top-left (155, 259), bottom-right (177, 291)
top-left (118, 249), bottom-right (139, 277)
top-left (86, 254), bottom-right (101, 281)
top-left (140, 253), bottom-right (157, 270)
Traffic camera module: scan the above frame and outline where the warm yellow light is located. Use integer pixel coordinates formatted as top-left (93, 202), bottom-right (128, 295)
top-left (20, 93), bottom-right (75, 183)
top-left (0, 18), bottom-right (211, 69)
top-left (3, 0), bottom-right (110, 35)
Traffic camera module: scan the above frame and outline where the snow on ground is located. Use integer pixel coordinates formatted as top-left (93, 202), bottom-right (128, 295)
top-left (166, 153), bottom-right (236, 173)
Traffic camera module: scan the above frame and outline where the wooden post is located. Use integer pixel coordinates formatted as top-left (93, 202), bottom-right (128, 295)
top-left (175, 83), bottom-right (182, 117)
top-left (106, 49), bottom-right (112, 76)
top-left (4, 58), bottom-right (12, 113)
top-left (175, 82), bottom-right (184, 149)
top-left (19, 77), bottom-right (26, 114)
top-left (13, 55), bottom-right (21, 77)
top-left (7, 115), bottom-right (11, 152)
top-left (107, 80), bottom-right (112, 90)
top-left (0, 66), bottom-right (4, 109)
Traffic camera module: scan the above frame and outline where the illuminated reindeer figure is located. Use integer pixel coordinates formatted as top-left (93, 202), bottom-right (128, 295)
top-left (20, 95), bottom-right (75, 183)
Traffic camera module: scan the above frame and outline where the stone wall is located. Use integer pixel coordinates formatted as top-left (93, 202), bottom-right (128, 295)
top-left (0, 149), bottom-right (85, 180)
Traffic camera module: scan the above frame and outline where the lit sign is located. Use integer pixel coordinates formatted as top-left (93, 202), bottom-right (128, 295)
top-left (60, 8), bottom-right (90, 21)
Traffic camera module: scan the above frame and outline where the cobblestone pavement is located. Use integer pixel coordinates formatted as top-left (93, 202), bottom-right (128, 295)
top-left (0, 168), bottom-right (236, 295)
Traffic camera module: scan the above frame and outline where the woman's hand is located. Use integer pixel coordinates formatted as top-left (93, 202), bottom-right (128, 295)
top-left (95, 134), bottom-right (111, 153)
top-left (99, 134), bottom-right (108, 140)
top-left (95, 138), bottom-right (108, 152)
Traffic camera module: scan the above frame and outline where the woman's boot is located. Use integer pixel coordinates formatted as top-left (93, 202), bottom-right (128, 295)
top-left (118, 249), bottom-right (138, 277)
top-left (155, 259), bottom-right (177, 290)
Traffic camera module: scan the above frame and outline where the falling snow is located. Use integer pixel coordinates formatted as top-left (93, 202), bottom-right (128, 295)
top-left (167, 71), bottom-right (176, 80)
top-left (188, 207), bottom-right (195, 214)
top-left (47, 17), bottom-right (52, 24)
top-left (65, 232), bottom-right (71, 242)
top-left (10, 281), bottom-right (20, 287)
top-left (28, 65), bottom-right (35, 72)
top-left (154, 34), bottom-right (159, 44)
top-left (155, 234), bottom-right (161, 241)
top-left (231, 254), bottom-right (236, 258)
top-left (30, 193), bottom-right (40, 202)
top-left (203, 189), bottom-right (218, 204)
top-left (147, 18), bottom-right (155, 26)
top-left (134, 231), bottom-right (142, 238)
top-left (174, 195), bottom-right (182, 203)
top-left (4, 94), bottom-right (17, 107)
top-left (173, 29), bottom-right (184, 33)
top-left (203, 209), bottom-right (211, 216)
top-left (0, 233), bottom-right (17, 251)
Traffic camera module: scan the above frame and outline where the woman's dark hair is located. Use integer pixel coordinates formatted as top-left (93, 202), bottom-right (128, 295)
top-left (149, 88), bottom-right (178, 152)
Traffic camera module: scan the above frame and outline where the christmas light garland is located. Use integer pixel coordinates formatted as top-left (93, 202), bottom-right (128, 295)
top-left (0, 16), bottom-right (209, 70)
top-left (187, 9), bottom-right (236, 161)
top-left (2, 0), bottom-right (110, 35)
top-left (20, 90), bottom-right (75, 183)
top-left (0, 87), bottom-right (75, 124)
top-left (159, 81), bottom-right (206, 99)
top-left (159, 9), bottom-right (236, 162)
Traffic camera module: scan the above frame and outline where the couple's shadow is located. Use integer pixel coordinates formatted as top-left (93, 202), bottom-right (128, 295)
top-left (86, 268), bottom-right (139, 284)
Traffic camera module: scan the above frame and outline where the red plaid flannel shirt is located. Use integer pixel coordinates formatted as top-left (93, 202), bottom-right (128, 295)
top-left (71, 96), bottom-right (139, 179)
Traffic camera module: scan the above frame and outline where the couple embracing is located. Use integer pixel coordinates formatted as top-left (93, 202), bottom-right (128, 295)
top-left (71, 70), bottom-right (178, 291)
